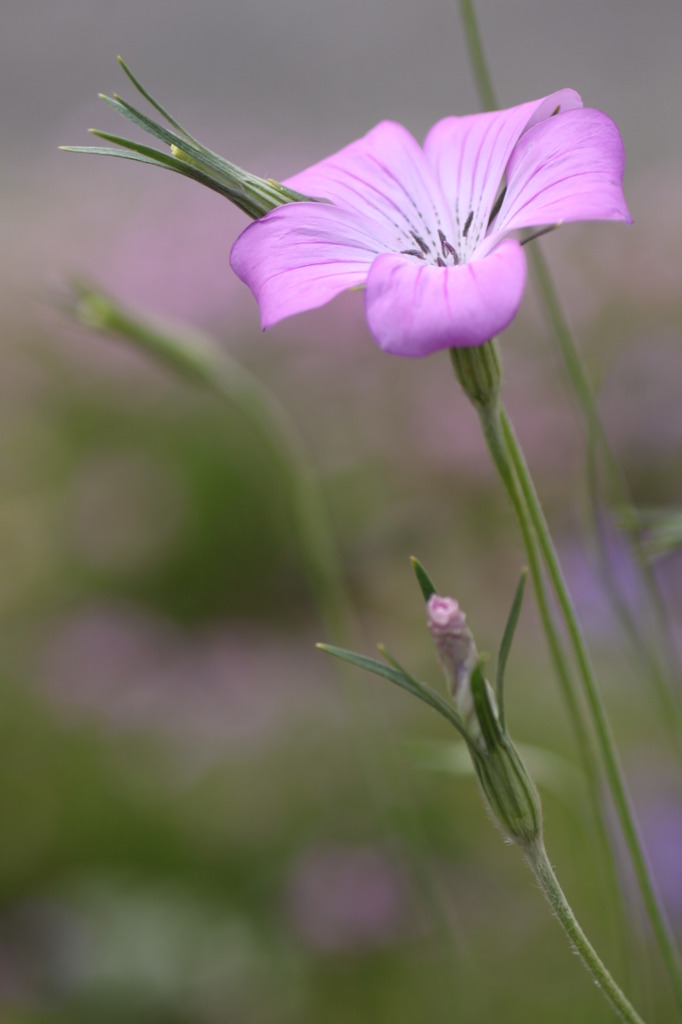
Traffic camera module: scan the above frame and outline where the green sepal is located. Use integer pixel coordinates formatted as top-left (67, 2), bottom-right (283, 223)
top-left (470, 662), bottom-right (503, 751)
top-left (495, 568), bottom-right (527, 730)
top-left (62, 59), bottom-right (316, 219)
top-left (410, 556), bottom-right (437, 602)
top-left (317, 643), bottom-right (468, 740)
top-left (116, 55), bottom-right (199, 144)
top-left (63, 134), bottom-right (255, 211)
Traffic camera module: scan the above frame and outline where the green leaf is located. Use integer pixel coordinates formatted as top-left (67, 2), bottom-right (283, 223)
top-left (317, 643), bottom-right (467, 739)
top-left (410, 556), bottom-right (437, 602)
top-left (116, 55), bottom-right (199, 144)
top-left (62, 133), bottom-right (260, 215)
top-left (495, 568), bottom-right (527, 729)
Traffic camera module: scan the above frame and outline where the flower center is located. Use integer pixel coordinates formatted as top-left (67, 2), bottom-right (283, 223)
top-left (400, 228), bottom-right (461, 268)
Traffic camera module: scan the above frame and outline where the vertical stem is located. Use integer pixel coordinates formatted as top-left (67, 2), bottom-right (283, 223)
top-left (500, 407), bottom-right (682, 1015)
top-left (528, 248), bottom-right (681, 721)
top-left (525, 841), bottom-right (647, 1024)
top-left (457, 0), bottom-right (681, 741)
top-left (464, 362), bottom-right (629, 971)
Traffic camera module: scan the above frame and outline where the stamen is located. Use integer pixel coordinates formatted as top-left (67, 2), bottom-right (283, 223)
top-left (551, 105), bottom-right (561, 116)
top-left (462, 211), bottom-right (474, 238)
top-left (438, 229), bottom-right (460, 265)
top-left (410, 231), bottom-right (430, 255)
top-left (436, 256), bottom-right (447, 268)
top-left (400, 248), bottom-right (427, 259)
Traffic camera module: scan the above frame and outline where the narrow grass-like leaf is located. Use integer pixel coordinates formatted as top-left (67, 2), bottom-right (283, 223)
top-left (62, 136), bottom-right (258, 214)
top-left (116, 55), bottom-right (199, 144)
top-left (317, 643), bottom-right (467, 738)
top-left (98, 93), bottom-right (307, 212)
top-left (495, 568), bottom-right (527, 730)
top-left (378, 643), bottom-right (467, 735)
top-left (99, 93), bottom-right (194, 157)
top-left (88, 129), bottom-right (253, 205)
top-left (410, 556), bottom-right (437, 602)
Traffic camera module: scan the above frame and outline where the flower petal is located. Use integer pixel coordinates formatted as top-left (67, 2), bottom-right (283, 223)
top-left (229, 202), bottom-right (383, 328)
top-left (364, 238), bottom-right (527, 357)
top-left (283, 120), bottom-right (453, 252)
top-left (484, 107), bottom-right (632, 247)
top-left (423, 90), bottom-right (582, 260)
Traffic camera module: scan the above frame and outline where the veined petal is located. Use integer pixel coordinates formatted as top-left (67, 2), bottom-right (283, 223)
top-left (229, 202), bottom-right (384, 328)
top-left (283, 120), bottom-right (454, 253)
top-left (484, 108), bottom-right (632, 247)
top-left (365, 239), bottom-right (527, 357)
top-left (423, 90), bottom-right (582, 260)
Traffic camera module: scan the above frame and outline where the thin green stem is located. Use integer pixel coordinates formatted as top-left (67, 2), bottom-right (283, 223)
top-left (467, 367), bottom-right (629, 972)
top-left (526, 840), bottom-right (647, 1024)
top-left (529, 249), bottom-right (681, 716)
top-left (501, 407), bottom-right (682, 1015)
top-left (458, 0), bottom-right (681, 743)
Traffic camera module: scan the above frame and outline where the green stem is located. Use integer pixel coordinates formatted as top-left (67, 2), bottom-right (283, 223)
top-left (526, 840), bottom-right (647, 1024)
top-left (71, 287), bottom-right (355, 646)
top-left (528, 248), bottom-right (681, 724)
top-left (463, 359), bottom-right (629, 973)
top-left (457, 0), bottom-right (681, 741)
top-left (500, 407), bottom-right (682, 1015)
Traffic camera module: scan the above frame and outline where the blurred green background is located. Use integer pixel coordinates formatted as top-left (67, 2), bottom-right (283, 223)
top-left (1, 0), bottom-right (681, 1020)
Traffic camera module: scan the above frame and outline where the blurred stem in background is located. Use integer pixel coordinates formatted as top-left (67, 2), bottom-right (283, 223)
top-left (457, 0), bottom-right (682, 744)
top-left (66, 285), bottom-right (478, 972)
top-left (68, 284), bottom-right (355, 648)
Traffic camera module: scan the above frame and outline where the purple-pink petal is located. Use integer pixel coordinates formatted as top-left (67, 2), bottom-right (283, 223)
top-left (364, 239), bottom-right (527, 357)
top-left (484, 108), bottom-right (632, 248)
top-left (229, 202), bottom-right (387, 328)
top-left (423, 90), bottom-right (583, 256)
top-left (283, 120), bottom-right (453, 246)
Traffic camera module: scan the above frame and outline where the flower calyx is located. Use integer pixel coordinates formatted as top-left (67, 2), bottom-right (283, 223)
top-left (449, 339), bottom-right (502, 411)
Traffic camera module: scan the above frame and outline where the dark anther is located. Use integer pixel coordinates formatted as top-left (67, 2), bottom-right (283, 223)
top-left (462, 211), bottom-right (474, 238)
top-left (410, 231), bottom-right (430, 255)
top-left (400, 248), bottom-right (426, 259)
top-left (436, 255), bottom-right (447, 268)
top-left (551, 105), bottom-right (561, 116)
top-left (438, 229), bottom-right (459, 263)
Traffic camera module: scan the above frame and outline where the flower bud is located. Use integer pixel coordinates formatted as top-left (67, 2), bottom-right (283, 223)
top-left (427, 593), bottom-right (479, 727)
top-left (427, 593), bottom-right (542, 848)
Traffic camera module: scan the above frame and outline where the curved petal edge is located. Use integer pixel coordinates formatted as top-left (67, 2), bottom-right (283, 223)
top-left (365, 239), bottom-right (528, 358)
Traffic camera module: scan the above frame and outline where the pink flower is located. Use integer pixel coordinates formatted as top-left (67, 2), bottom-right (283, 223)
top-left (231, 92), bottom-right (631, 357)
